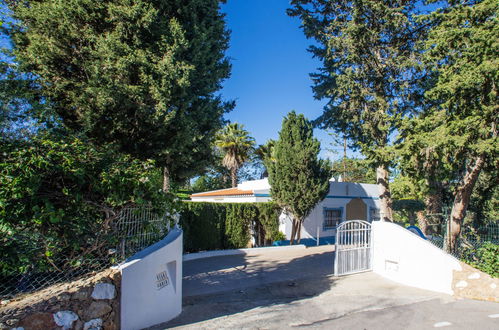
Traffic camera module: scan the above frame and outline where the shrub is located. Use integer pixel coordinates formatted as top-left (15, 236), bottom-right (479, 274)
top-left (0, 134), bottom-right (168, 274)
top-left (256, 203), bottom-right (282, 243)
top-left (462, 242), bottom-right (499, 278)
top-left (225, 204), bottom-right (256, 248)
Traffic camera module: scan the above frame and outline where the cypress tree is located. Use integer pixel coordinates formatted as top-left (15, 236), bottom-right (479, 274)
top-left (6, 0), bottom-right (232, 186)
top-left (267, 111), bottom-right (332, 244)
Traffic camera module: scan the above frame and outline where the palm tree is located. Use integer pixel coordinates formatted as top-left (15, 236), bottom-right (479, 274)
top-left (254, 139), bottom-right (275, 178)
top-left (215, 123), bottom-right (255, 187)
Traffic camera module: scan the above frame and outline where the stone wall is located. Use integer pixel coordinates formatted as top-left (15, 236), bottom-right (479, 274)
top-left (0, 269), bottom-right (120, 330)
top-left (452, 262), bottom-right (499, 302)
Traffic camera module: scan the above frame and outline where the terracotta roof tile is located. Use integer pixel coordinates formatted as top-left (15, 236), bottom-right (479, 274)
top-left (190, 187), bottom-right (254, 198)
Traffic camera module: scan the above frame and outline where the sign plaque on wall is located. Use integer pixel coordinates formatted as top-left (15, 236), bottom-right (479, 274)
top-left (156, 270), bottom-right (169, 290)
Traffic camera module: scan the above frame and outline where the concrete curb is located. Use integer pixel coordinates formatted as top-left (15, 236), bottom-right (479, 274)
top-left (183, 244), bottom-right (307, 261)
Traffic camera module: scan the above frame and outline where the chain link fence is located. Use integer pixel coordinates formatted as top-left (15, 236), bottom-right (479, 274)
top-left (426, 218), bottom-right (499, 259)
top-left (1, 206), bottom-right (174, 300)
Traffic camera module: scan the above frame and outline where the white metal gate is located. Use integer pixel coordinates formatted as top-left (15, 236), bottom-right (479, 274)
top-left (334, 220), bottom-right (372, 276)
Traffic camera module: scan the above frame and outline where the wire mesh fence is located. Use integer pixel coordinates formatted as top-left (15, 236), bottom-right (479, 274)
top-left (114, 206), bottom-right (175, 260)
top-left (0, 258), bottom-right (111, 301)
top-left (1, 206), bottom-right (174, 300)
top-left (426, 220), bottom-right (499, 259)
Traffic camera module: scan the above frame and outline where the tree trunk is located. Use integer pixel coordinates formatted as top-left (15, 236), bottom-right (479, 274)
top-left (448, 154), bottom-right (486, 253)
top-left (416, 211), bottom-right (429, 235)
top-left (290, 219), bottom-right (298, 245)
top-left (162, 166), bottom-right (170, 193)
top-left (376, 165), bottom-right (393, 221)
top-left (408, 212), bottom-right (416, 226)
top-left (256, 220), bottom-right (265, 247)
top-left (231, 167), bottom-right (237, 188)
top-left (423, 179), bottom-right (444, 235)
top-left (296, 219), bottom-right (302, 244)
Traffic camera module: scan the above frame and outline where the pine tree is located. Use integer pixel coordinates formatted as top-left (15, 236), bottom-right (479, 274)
top-left (288, 0), bottom-right (423, 221)
top-left (399, 0), bottom-right (498, 252)
top-left (267, 111), bottom-right (332, 244)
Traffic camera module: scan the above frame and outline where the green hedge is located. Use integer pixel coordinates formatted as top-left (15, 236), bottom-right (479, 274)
top-left (180, 202), bottom-right (282, 252)
top-left (179, 202), bottom-right (227, 252)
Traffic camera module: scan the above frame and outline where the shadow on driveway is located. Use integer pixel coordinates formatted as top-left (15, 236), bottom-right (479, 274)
top-left (151, 248), bottom-right (337, 329)
top-left (183, 248), bottom-right (335, 297)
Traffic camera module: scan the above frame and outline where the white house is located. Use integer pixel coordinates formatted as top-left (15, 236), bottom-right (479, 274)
top-left (190, 178), bottom-right (381, 243)
top-left (189, 178), bottom-right (271, 203)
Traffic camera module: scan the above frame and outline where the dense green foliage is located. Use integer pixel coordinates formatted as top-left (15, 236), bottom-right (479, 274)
top-left (6, 0), bottom-right (232, 182)
top-left (392, 199), bottom-right (425, 225)
top-left (397, 0), bottom-right (498, 251)
top-left (0, 134), bottom-right (168, 274)
top-left (180, 202), bottom-right (227, 252)
top-left (225, 204), bottom-right (257, 248)
top-left (215, 123), bottom-right (256, 187)
top-left (462, 243), bottom-right (499, 278)
top-left (191, 175), bottom-right (229, 193)
top-left (256, 202), bottom-right (282, 242)
top-left (267, 112), bottom-right (331, 244)
top-left (468, 167), bottom-right (499, 226)
top-left (180, 202), bottom-right (281, 252)
top-left (0, 0), bottom-right (236, 284)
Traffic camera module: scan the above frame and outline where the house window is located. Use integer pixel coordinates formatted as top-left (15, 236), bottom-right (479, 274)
top-left (323, 208), bottom-right (342, 230)
top-left (370, 207), bottom-right (380, 222)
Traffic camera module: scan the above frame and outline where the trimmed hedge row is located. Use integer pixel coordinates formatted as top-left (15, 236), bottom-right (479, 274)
top-left (180, 202), bottom-right (282, 252)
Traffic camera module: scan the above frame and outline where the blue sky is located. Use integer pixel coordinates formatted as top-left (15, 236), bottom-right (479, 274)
top-left (220, 0), bottom-right (344, 159)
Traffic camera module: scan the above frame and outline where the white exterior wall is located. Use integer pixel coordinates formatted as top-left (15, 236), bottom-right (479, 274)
top-left (279, 182), bottom-right (381, 240)
top-left (120, 228), bottom-right (183, 330)
top-left (372, 221), bottom-right (462, 294)
top-left (190, 196), bottom-right (264, 203)
top-left (237, 178), bottom-right (270, 190)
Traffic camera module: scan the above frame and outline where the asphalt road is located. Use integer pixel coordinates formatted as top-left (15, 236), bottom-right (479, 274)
top-left (151, 246), bottom-right (499, 330)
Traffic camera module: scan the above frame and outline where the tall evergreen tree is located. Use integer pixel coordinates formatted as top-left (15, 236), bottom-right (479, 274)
top-left (215, 123), bottom-right (255, 188)
top-left (6, 0), bottom-right (232, 188)
top-left (288, 0), bottom-right (423, 221)
top-left (267, 111), bottom-right (332, 244)
top-left (399, 0), bottom-right (498, 252)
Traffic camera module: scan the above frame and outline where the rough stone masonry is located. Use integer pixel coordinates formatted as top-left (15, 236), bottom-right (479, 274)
top-left (0, 269), bottom-right (120, 330)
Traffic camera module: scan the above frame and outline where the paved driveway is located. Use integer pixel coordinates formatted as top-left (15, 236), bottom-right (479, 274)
top-left (152, 246), bottom-right (499, 329)
top-left (182, 245), bottom-right (336, 297)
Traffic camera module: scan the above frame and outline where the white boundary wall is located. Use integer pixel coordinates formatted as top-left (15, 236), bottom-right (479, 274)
top-left (372, 221), bottom-right (461, 295)
top-left (120, 228), bottom-right (183, 330)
